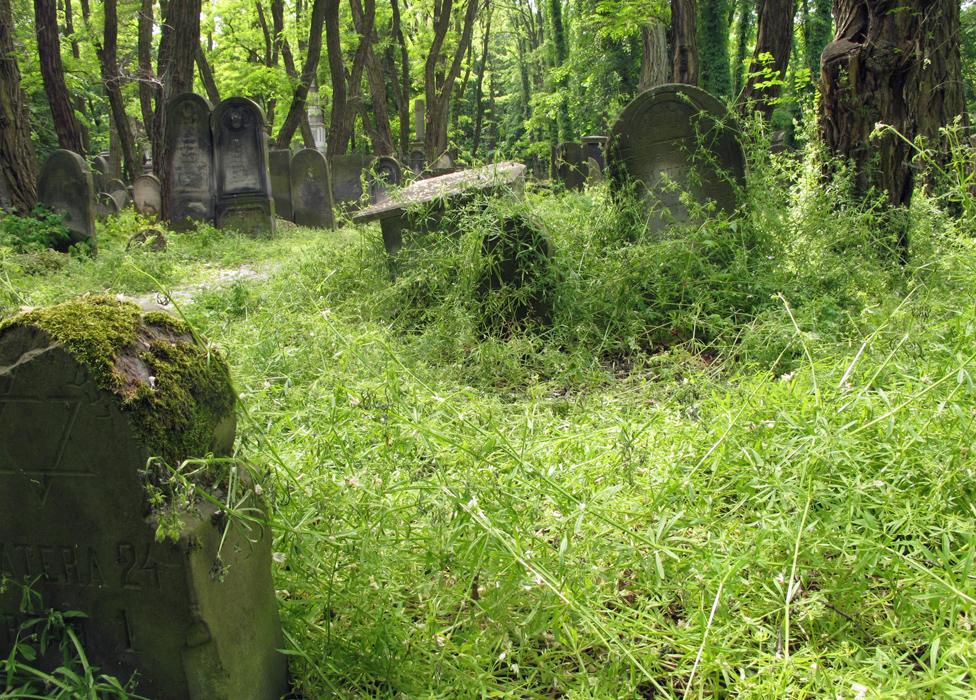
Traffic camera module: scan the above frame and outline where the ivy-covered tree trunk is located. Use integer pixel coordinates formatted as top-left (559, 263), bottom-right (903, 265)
top-left (671, 0), bottom-right (699, 85)
top-left (547, 0), bottom-right (571, 142)
top-left (0, 0), bottom-right (37, 213)
top-left (819, 0), bottom-right (964, 261)
top-left (34, 0), bottom-right (86, 153)
top-left (803, 0), bottom-right (831, 79)
top-left (732, 0), bottom-right (754, 94)
top-left (275, 0), bottom-right (327, 148)
top-left (639, 18), bottom-right (668, 92)
top-left (698, 0), bottom-right (731, 96)
top-left (99, 0), bottom-right (140, 180)
top-left (741, 0), bottom-right (797, 119)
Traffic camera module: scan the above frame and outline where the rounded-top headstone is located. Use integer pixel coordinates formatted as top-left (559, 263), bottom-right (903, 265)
top-left (95, 192), bottom-right (120, 219)
top-left (37, 149), bottom-right (96, 250)
top-left (0, 297), bottom-right (287, 699)
top-left (369, 156), bottom-right (403, 203)
top-left (290, 148), bottom-right (335, 230)
top-left (132, 174), bottom-right (162, 217)
top-left (608, 83), bottom-right (745, 233)
top-left (164, 93), bottom-right (215, 230)
top-left (555, 142), bottom-right (585, 191)
top-left (581, 135), bottom-right (609, 171)
top-left (212, 97), bottom-right (275, 236)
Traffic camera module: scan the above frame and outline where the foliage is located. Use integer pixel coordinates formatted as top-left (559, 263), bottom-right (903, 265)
top-left (0, 207), bottom-right (71, 253)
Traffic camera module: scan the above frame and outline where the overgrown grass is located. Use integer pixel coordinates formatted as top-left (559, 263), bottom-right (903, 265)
top-left (3, 128), bottom-right (976, 697)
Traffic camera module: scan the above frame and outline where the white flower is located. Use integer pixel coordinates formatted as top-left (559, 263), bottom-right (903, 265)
top-left (851, 682), bottom-right (868, 700)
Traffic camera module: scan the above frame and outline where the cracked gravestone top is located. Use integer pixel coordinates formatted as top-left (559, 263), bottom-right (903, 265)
top-left (0, 297), bottom-right (287, 699)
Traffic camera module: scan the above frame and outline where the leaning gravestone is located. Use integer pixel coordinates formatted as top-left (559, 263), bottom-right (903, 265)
top-left (331, 153), bottom-right (376, 208)
top-left (132, 174), bottom-right (162, 217)
top-left (290, 148), bottom-right (335, 229)
top-left (353, 161), bottom-right (526, 255)
top-left (269, 149), bottom-right (293, 221)
top-left (554, 142), bottom-right (585, 191)
top-left (212, 97), bottom-right (275, 236)
top-left (0, 296), bottom-right (288, 699)
top-left (608, 83), bottom-right (745, 233)
top-left (95, 192), bottom-right (120, 219)
top-left (37, 149), bottom-right (96, 250)
top-left (164, 93), bottom-right (215, 230)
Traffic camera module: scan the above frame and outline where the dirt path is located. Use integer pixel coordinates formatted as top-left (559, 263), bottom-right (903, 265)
top-left (135, 263), bottom-right (277, 309)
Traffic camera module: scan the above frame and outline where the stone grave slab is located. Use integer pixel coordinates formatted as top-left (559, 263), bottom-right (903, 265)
top-left (581, 135), bottom-right (608, 171)
top-left (369, 156), bottom-right (403, 204)
top-left (95, 192), bottom-right (120, 219)
top-left (132, 174), bottom-right (162, 217)
top-left (554, 142), bottom-right (585, 191)
top-left (330, 153), bottom-right (376, 208)
top-left (164, 93), bottom-right (215, 230)
top-left (92, 154), bottom-right (112, 194)
top-left (213, 97), bottom-right (275, 236)
top-left (352, 161), bottom-right (526, 255)
top-left (608, 83), bottom-right (745, 233)
top-left (290, 148), bottom-right (335, 229)
top-left (0, 297), bottom-right (287, 699)
top-left (269, 149), bottom-right (293, 221)
top-left (37, 149), bottom-right (96, 249)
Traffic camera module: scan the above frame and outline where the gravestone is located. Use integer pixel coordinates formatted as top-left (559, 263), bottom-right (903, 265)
top-left (95, 192), bottom-right (120, 219)
top-left (586, 158), bottom-right (603, 184)
top-left (330, 153), bottom-right (376, 208)
top-left (164, 93), bottom-right (215, 230)
top-left (608, 83), bottom-right (745, 233)
top-left (269, 149), bottom-right (293, 221)
top-left (109, 189), bottom-right (130, 211)
top-left (126, 227), bottom-right (167, 252)
top-left (132, 174), bottom-right (162, 217)
top-left (92, 154), bottom-right (112, 194)
top-left (37, 149), bottom-right (96, 249)
top-left (352, 161), bottom-right (526, 255)
top-left (290, 148), bottom-right (335, 229)
top-left (369, 156), bottom-right (403, 203)
top-left (555, 142), bottom-right (585, 191)
top-left (409, 99), bottom-right (426, 173)
top-left (581, 135), bottom-right (608, 171)
top-left (0, 297), bottom-right (288, 699)
top-left (212, 97), bottom-right (275, 236)
top-left (106, 178), bottom-right (126, 195)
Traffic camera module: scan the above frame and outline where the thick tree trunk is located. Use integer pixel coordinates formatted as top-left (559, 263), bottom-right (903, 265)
top-left (670, 0), bottom-right (698, 85)
top-left (326, 0), bottom-right (369, 156)
top-left (99, 0), bottom-right (140, 179)
top-left (275, 0), bottom-right (327, 148)
top-left (62, 0), bottom-right (90, 153)
top-left (546, 0), bottom-right (570, 141)
top-left (390, 0), bottom-right (411, 154)
top-left (732, 0), bottom-right (754, 94)
top-left (350, 0), bottom-right (395, 155)
top-left (196, 45), bottom-right (221, 105)
top-left (35, 0), bottom-right (86, 153)
top-left (471, 7), bottom-right (492, 157)
top-left (699, 0), bottom-right (732, 96)
top-left (0, 0), bottom-right (37, 212)
top-left (804, 0), bottom-right (831, 79)
top-left (639, 18), bottom-right (668, 92)
top-left (741, 0), bottom-right (797, 119)
top-left (819, 0), bottom-right (964, 261)
top-left (137, 0), bottom-right (156, 150)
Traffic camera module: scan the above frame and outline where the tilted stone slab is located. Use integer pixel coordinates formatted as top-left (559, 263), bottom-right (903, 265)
top-left (37, 149), bottom-right (96, 249)
top-left (290, 148), bottom-right (335, 229)
top-left (608, 84), bottom-right (745, 233)
top-left (0, 297), bottom-right (287, 699)
top-left (213, 97), bottom-right (275, 236)
top-left (352, 161), bottom-right (526, 254)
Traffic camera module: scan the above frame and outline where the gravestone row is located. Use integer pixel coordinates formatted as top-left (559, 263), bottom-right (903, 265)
top-left (0, 297), bottom-right (288, 698)
top-left (165, 93), bottom-right (274, 236)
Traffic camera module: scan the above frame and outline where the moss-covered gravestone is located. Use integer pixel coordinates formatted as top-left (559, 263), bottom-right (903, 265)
top-left (164, 93), bottom-right (215, 231)
top-left (212, 97), bottom-right (275, 236)
top-left (290, 148), bottom-right (335, 229)
top-left (607, 84), bottom-right (745, 233)
top-left (0, 297), bottom-right (287, 699)
top-left (37, 149), bottom-right (96, 250)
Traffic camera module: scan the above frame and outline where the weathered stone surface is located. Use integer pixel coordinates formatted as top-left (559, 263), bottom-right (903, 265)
top-left (0, 297), bottom-right (287, 700)
top-left (132, 175), bottom-right (162, 217)
top-left (330, 153), bottom-right (376, 207)
top-left (369, 156), bottom-right (403, 203)
top-left (37, 149), bottom-right (96, 249)
top-left (608, 84), bottom-right (745, 232)
top-left (269, 149), bottom-right (293, 221)
top-left (352, 161), bottom-right (526, 255)
top-left (126, 227), bottom-right (167, 251)
top-left (581, 135), bottom-right (608, 171)
top-left (586, 158), bottom-right (603, 184)
top-left (92, 154), bottom-right (112, 194)
top-left (554, 142), bottom-right (585, 191)
top-left (290, 148), bottom-right (335, 229)
top-left (109, 189), bottom-right (130, 211)
top-left (106, 178), bottom-right (126, 195)
top-left (165, 93), bottom-right (215, 230)
top-left (96, 192), bottom-right (119, 219)
top-left (212, 97), bottom-right (275, 236)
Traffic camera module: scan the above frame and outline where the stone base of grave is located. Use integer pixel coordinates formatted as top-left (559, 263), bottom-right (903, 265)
top-left (216, 196), bottom-right (276, 237)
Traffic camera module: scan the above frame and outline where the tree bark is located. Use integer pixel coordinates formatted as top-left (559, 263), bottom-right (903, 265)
top-left (819, 0), bottom-right (965, 261)
top-left (99, 0), bottom-right (140, 179)
top-left (732, 0), bottom-right (754, 94)
top-left (62, 0), bottom-right (90, 153)
top-left (274, 0), bottom-right (328, 148)
top-left (350, 0), bottom-right (395, 155)
top-left (0, 0), bottom-right (37, 212)
top-left (196, 45), bottom-right (221, 105)
top-left (390, 0), bottom-right (411, 154)
top-left (639, 18), bottom-right (668, 92)
top-left (670, 0), bottom-right (698, 85)
top-left (471, 6), bottom-right (493, 157)
top-left (271, 0), bottom-right (315, 146)
top-left (741, 0), bottom-right (797, 119)
top-left (34, 0), bottom-right (86, 153)
top-left (138, 0), bottom-right (156, 149)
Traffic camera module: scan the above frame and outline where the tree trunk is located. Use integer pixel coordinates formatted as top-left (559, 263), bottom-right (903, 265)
top-left (670, 0), bottom-right (699, 85)
top-left (471, 6), bottom-right (492, 157)
top-left (804, 0), bottom-right (831, 79)
top-left (350, 0), bottom-right (395, 155)
top-left (546, 0), bottom-right (570, 141)
top-left (271, 0), bottom-right (315, 147)
top-left (819, 0), bottom-right (964, 261)
top-left (699, 0), bottom-right (732, 97)
top-left (0, 0), bottom-right (37, 213)
top-left (326, 0), bottom-right (370, 156)
top-left (390, 0), bottom-right (411, 154)
top-left (196, 45), bottom-right (221, 105)
top-left (62, 0), bottom-right (90, 153)
top-left (137, 0), bottom-right (156, 150)
top-left (275, 0), bottom-right (328, 148)
top-left (99, 0), bottom-right (140, 179)
top-left (732, 0), bottom-right (754, 94)
top-left (639, 18), bottom-right (668, 92)
top-left (741, 0), bottom-right (796, 119)
top-left (35, 0), bottom-right (86, 153)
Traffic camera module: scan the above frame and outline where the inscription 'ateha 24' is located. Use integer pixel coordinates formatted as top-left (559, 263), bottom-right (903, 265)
top-left (0, 541), bottom-right (162, 590)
